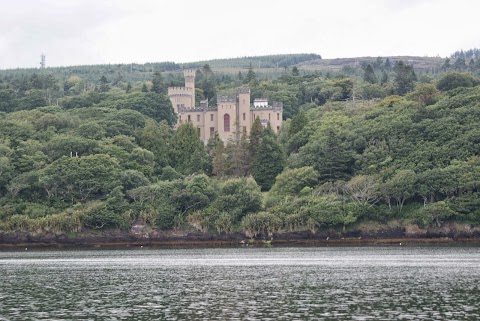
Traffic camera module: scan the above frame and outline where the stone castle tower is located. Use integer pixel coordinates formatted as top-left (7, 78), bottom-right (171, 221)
top-left (168, 69), bottom-right (283, 143)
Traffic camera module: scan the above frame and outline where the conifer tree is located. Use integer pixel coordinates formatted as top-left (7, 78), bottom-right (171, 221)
top-left (169, 122), bottom-right (208, 175)
top-left (380, 70), bottom-right (389, 85)
top-left (245, 63), bottom-right (257, 84)
top-left (212, 139), bottom-right (227, 177)
top-left (393, 60), bottom-right (417, 95)
top-left (151, 71), bottom-right (165, 94)
top-left (251, 124), bottom-right (285, 191)
top-left (248, 117), bottom-right (264, 166)
top-left (363, 64), bottom-right (378, 84)
top-left (228, 131), bottom-right (250, 177)
top-left (139, 119), bottom-right (171, 174)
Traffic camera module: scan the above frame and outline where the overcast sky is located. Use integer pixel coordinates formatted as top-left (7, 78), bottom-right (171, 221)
top-left (1, 0), bottom-right (479, 69)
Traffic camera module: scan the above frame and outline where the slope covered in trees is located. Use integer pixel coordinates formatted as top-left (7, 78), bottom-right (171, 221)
top-left (1, 52), bottom-right (480, 241)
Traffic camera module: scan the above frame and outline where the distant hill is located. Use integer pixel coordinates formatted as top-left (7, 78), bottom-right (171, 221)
top-left (297, 56), bottom-right (445, 72)
top-left (0, 53), bottom-right (447, 85)
top-left (0, 54), bottom-right (321, 84)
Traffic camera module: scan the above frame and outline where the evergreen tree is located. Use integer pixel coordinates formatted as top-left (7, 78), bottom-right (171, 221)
top-left (453, 57), bottom-right (466, 71)
top-left (469, 59), bottom-right (475, 70)
top-left (380, 70), bottom-right (389, 85)
top-left (151, 71), bottom-right (165, 94)
top-left (125, 82), bottom-right (132, 93)
top-left (292, 66), bottom-right (300, 76)
top-left (363, 64), bottom-right (378, 84)
top-left (98, 75), bottom-right (110, 92)
top-left (212, 139), bottom-right (227, 177)
top-left (228, 131), bottom-right (250, 177)
top-left (384, 58), bottom-right (392, 71)
top-left (245, 63), bottom-right (257, 84)
top-left (139, 119), bottom-right (171, 174)
top-left (169, 122), bottom-right (208, 175)
top-left (248, 117), bottom-right (264, 166)
top-left (393, 60), bottom-right (417, 95)
top-left (251, 125), bottom-right (285, 191)
top-left (316, 128), bottom-right (353, 182)
top-left (141, 83), bottom-right (149, 92)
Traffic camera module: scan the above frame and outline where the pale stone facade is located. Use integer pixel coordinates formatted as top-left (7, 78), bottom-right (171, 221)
top-left (168, 69), bottom-right (283, 143)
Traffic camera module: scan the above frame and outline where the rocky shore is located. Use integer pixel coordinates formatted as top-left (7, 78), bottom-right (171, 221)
top-left (1, 221), bottom-right (480, 249)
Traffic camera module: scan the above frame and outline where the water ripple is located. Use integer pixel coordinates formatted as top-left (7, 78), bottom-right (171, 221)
top-left (0, 246), bottom-right (479, 320)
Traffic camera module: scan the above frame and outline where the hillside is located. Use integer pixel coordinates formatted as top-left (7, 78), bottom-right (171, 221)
top-left (0, 54), bottom-right (449, 86)
top-left (297, 56), bottom-right (445, 72)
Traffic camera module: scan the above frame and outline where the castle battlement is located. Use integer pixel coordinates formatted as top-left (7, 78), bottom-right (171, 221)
top-left (168, 67), bottom-right (282, 143)
top-left (168, 86), bottom-right (194, 94)
top-left (183, 69), bottom-right (196, 76)
top-left (178, 107), bottom-right (204, 113)
top-left (217, 95), bottom-right (237, 103)
top-left (237, 87), bottom-right (251, 94)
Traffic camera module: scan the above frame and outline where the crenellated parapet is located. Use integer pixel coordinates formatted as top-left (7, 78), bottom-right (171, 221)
top-left (237, 87), bottom-right (251, 94)
top-left (178, 107), bottom-right (204, 113)
top-left (217, 95), bottom-right (236, 103)
top-left (168, 86), bottom-right (194, 96)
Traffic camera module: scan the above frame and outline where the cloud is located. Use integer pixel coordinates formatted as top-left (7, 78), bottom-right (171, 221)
top-left (1, 0), bottom-right (479, 69)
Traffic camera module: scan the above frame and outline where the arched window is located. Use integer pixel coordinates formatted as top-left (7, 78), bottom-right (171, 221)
top-left (224, 114), bottom-right (230, 132)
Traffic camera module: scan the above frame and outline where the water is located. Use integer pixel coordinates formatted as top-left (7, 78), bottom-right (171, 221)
top-left (1, 246), bottom-right (480, 320)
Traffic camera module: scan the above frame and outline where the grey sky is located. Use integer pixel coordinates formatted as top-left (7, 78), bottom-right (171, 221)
top-left (1, 0), bottom-right (479, 69)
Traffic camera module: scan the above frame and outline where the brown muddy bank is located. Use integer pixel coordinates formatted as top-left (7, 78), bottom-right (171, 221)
top-left (1, 222), bottom-right (480, 249)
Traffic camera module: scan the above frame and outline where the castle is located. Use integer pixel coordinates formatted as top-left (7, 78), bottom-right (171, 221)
top-left (168, 69), bottom-right (283, 143)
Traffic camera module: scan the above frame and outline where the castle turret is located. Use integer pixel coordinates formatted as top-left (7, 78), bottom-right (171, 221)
top-left (237, 88), bottom-right (251, 135)
top-left (184, 69), bottom-right (196, 107)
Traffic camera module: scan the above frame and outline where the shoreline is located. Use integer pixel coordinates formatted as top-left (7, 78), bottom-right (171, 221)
top-left (2, 237), bottom-right (480, 250)
top-left (2, 222), bottom-right (480, 250)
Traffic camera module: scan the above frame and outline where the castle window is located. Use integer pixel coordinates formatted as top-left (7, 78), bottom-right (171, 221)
top-left (243, 126), bottom-right (247, 133)
top-left (179, 115), bottom-right (182, 122)
top-left (243, 113), bottom-right (246, 121)
top-left (277, 126), bottom-right (280, 132)
top-left (177, 104), bottom-right (180, 109)
top-left (188, 115), bottom-right (191, 122)
top-left (224, 114), bottom-right (230, 132)
top-left (181, 104), bottom-right (184, 108)
top-left (210, 114), bottom-right (214, 121)
top-left (197, 127), bottom-right (201, 136)
top-left (210, 127), bottom-right (215, 137)
top-left (197, 114), bottom-right (200, 122)
top-left (277, 113), bottom-right (280, 120)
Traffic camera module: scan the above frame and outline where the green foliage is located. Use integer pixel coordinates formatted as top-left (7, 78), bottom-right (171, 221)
top-left (210, 178), bottom-right (262, 223)
top-left (169, 122), bottom-right (209, 175)
top-left (1, 52), bottom-right (480, 237)
top-left (241, 211), bottom-right (282, 237)
top-left (394, 60), bottom-right (417, 95)
top-left (270, 166), bottom-right (319, 196)
top-left (251, 127), bottom-right (285, 190)
top-left (39, 154), bottom-right (121, 202)
top-left (436, 72), bottom-right (480, 91)
top-left (363, 64), bottom-right (378, 84)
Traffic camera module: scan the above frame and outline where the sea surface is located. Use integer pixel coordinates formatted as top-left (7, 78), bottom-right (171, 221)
top-left (1, 246), bottom-right (479, 320)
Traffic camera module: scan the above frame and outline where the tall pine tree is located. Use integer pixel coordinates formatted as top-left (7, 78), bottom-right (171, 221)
top-left (251, 125), bottom-right (285, 190)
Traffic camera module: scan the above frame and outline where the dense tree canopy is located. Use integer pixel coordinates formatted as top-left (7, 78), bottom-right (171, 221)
top-left (1, 51), bottom-right (480, 238)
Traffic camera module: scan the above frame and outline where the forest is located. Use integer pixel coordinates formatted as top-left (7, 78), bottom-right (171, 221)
top-left (0, 51), bottom-right (479, 239)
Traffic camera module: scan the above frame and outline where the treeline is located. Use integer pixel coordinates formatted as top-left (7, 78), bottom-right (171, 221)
top-left (451, 48), bottom-right (480, 60)
top-left (0, 53), bottom-right (480, 237)
top-left (183, 54), bottom-right (322, 69)
top-left (0, 54), bottom-right (321, 86)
